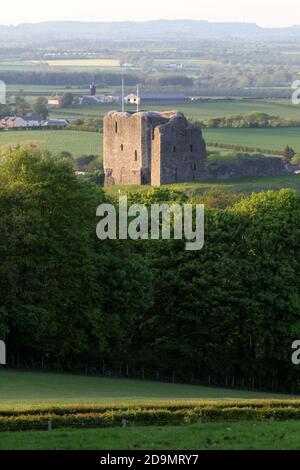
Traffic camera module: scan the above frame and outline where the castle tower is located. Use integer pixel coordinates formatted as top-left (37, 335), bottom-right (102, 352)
top-left (103, 110), bottom-right (207, 186)
top-left (90, 83), bottom-right (97, 96)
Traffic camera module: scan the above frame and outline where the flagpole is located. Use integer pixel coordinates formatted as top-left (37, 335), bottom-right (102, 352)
top-left (122, 78), bottom-right (125, 112)
top-left (136, 85), bottom-right (139, 112)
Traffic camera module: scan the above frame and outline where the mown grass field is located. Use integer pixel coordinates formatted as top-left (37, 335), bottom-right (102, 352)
top-left (1, 126), bottom-right (299, 160)
top-left (0, 59), bottom-right (121, 72)
top-left (204, 127), bottom-right (300, 153)
top-left (31, 59), bottom-right (120, 68)
top-left (1, 421), bottom-right (300, 450)
top-left (0, 370), bottom-right (284, 408)
top-left (0, 371), bottom-right (297, 450)
top-left (0, 130), bottom-right (101, 157)
top-left (1, 129), bottom-right (300, 197)
top-left (7, 85), bottom-right (88, 93)
top-left (51, 99), bottom-right (300, 121)
top-left (106, 175), bottom-right (300, 198)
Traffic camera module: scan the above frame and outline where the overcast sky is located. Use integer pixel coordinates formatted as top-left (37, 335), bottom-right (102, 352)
top-left (2, 0), bottom-right (300, 27)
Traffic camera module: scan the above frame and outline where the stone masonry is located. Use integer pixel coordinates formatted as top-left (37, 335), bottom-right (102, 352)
top-left (103, 110), bottom-right (207, 186)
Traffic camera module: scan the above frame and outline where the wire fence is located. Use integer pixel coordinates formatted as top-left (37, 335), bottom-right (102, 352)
top-left (3, 354), bottom-right (300, 395)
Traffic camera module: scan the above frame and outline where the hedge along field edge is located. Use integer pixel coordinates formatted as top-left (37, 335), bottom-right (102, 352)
top-left (2, 404), bottom-right (300, 431)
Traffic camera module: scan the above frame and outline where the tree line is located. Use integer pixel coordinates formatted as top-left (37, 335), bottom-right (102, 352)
top-left (1, 147), bottom-right (300, 391)
top-left (196, 112), bottom-right (300, 129)
top-left (0, 71), bottom-right (192, 88)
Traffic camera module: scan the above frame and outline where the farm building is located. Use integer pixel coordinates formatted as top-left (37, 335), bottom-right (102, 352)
top-left (41, 119), bottom-right (69, 128)
top-left (2, 115), bottom-right (42, 129)
top-left (78, 95), bottom-right (119, 106)
top-left (48, 96), bottom-right (63, 107)
top-left (124, 92), bottom-right (189, 105)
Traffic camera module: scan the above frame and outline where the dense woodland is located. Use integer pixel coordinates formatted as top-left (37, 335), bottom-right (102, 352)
top-left (0, 147), bottom-right (300, 391)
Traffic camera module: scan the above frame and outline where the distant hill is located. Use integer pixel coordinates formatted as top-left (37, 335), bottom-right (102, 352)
top-left (1, 20), bottom-right (300, 41)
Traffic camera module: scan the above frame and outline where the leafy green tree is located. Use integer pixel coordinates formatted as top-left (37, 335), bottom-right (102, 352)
top-left (33, 96), bottom-right (49, 120)
top-left (133, 188), bottom-right (300, 385)
top-left (291, 153), bottom-right (300, 165)
top-left (14, 91), bottom-right (32, 116)
top-left (0, 146), bottom-right (151, 362)
top-left (283, 145), bottom-right (296, 165)
top-left (0, 103), bottom-right (12, 119)
top-left (61, 92), bottom-right (74, 108)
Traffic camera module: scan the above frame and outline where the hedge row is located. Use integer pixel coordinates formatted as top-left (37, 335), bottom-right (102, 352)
top-left (207, 142), bottom-right (283, 156)
top-left (3, 404), bottom-right (300, 431)
top-left (1, 400), bottom-right (300, 417)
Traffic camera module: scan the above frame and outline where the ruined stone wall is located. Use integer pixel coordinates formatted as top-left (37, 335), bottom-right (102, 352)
top-left (104, 110), bottom-right (207, 186)
top-left (208, 156), bottom-right (287, 180)
top-left (152, 114), bottom-right (207, 185)
top-left (104, 112), bottom-right (144, 185)
top-left (140, 112), bottom-right (169, 184)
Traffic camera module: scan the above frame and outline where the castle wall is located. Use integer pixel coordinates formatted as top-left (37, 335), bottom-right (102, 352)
top-left (104, 112), bottom-right (144, 185)
top-left (208, 156), bottom-right (287, 180)
top-left (104, 110), bottom-right (207, 186)
top-left (150, 127), bottom-right (161, 186)
top-left (152, 115), bottom-right (207, 185)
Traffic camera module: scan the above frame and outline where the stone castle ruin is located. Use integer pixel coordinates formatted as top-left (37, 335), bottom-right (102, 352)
top-left (103, 110), bottom-right (207, 186)
top-left (103, 109), bottom-right (288, 186)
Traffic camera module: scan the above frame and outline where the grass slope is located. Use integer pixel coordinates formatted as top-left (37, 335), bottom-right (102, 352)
top-left (0, 130), bottom-right (101, 157)
top-left (204, 127), bottom-right (300, 153)
top-left (105, 175), bottom-right (300, 198)
top-left (0, 370), bottom-right (290, 408)
top-left (1, 421), bottom-right (300, 450)
top-left (51, 100), bottom-right (300, 121)
top-left (1, 126), bottom-right (298, 161)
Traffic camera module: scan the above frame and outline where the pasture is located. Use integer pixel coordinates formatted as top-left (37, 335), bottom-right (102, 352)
top-left (106, 176), bottom-right (300, 198)
top-left (51, 99), bottom-right (300, 121)
top-left (1, 421), bottom-right (300, 450)
top-left (1, 128), bottom-right (300, 197)
top-left (1, 127), bottom-right (299, 162)
top-left (0, 370), bottom-right (297, 450)
top-left (6, 85), bottom-right (95, 95)
top-left (204, 127), bottom-right (300, 153)
top-left (0, 59), bottom-right (121, 72)
top-left (0, 130), bottom-right (101, 157)
top-left (0, 370), bottom-right (282, 408)
top-left (31, 59), bottom-right (120, 68)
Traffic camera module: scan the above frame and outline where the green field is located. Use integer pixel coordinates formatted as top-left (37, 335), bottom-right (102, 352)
top-left (105, 176), bottom-right (300, 199)
top-left (204, 127), bottom-right (300, 153)
top-left (1, 128), bottom-right (300, 197)
top-left (154, 58), bottom-right (220, 66)
top-left (1, 421), bottom-right (300, 450)
top-left (0, 371), bottom-right (297, 450)
top-left (0, 370), bottom-right (289, 408)
top-left (51, 100), bottom-right (300, 121)
top-left (1, 126), bottom-right (298, 160)
top-left (33, 59), bottom-right (120, 68)
top-left (0, 130), bottom-right (101, 157)
top-left (0, 59), bottom-right (121, 72)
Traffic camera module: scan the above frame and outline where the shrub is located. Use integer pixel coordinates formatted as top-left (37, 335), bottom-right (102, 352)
top-left (2, 401), bottom-right (300, 431)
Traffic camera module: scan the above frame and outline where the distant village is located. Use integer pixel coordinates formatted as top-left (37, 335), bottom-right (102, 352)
top-left (0, 116), bottom-right (70, 130)
top-left (0, 84), bottom-right (192, 130)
